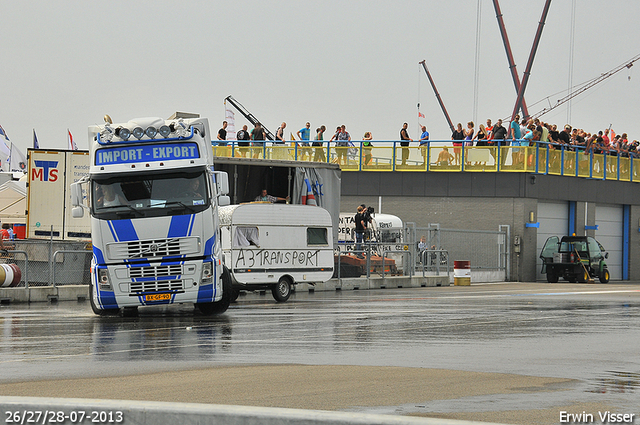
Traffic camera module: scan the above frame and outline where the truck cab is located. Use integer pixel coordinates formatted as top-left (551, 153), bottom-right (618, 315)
top-left (540, 235), bottom-right (610, 283)
top-left (71, 115), bottom-right (232, 316)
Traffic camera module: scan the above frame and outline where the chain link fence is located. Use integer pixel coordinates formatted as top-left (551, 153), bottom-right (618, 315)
top-left (407, 224), bottom-right (510, 282)
top-left (0, 240), bottom-right (92, 288)
top-left (418, 226), bottom-right (509, 271)
top-left (1, 224), bottom-right (509, 287)
top-left (335, 224), bottom-right (509, 281)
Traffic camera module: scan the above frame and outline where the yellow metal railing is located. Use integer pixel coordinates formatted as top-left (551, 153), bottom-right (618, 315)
top-left (212, 141), bottom-right (639, 182)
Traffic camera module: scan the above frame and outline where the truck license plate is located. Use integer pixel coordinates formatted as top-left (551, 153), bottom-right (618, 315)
top-left (145, 293), bottom-right (171, 302)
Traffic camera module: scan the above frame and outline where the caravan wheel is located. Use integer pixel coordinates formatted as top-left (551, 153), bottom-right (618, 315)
top-left (272, 277), bottom-right (292, 303)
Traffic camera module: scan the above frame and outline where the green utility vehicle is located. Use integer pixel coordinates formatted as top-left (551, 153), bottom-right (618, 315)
top-left (540, 235), bottom-right (610, 283)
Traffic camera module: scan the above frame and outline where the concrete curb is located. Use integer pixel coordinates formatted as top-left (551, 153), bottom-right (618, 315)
top-left (300, 276), bottom-right (450, 292)
top-left (0, 277), bottom-right (450, 303)
top-left (0, 285), bottom-right (88, 303)
top-left (0, 396), bottom-right (506, 425)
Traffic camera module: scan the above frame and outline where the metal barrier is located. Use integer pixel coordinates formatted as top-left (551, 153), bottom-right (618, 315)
top-left (338, 224), bottom-right (508, 281)
top-left (419, 226), bottom-right (509, 273)
top-left (334, 245), bottom-right (373, 279)
top-left (52, 250), bottom-right (93, 287)
top-left (335, 241), bottom-right (410, 279)
top-left (381, 250), bottom-right (412, 278)
top-left (0, 240), bottom-right (91, 288)
top-left (212, 140), bottom-right (640, 182)
top-left (418, 249), bottom-right (450, 277)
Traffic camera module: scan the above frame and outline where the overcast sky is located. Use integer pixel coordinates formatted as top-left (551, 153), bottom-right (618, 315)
top-left (1, 0), bottom-right (639, 152)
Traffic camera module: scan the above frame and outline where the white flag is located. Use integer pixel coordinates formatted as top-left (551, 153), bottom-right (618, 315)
top-left (9, 144), bottom-right (27, 172)
top-left (224, 102), bottom-right (236, 141)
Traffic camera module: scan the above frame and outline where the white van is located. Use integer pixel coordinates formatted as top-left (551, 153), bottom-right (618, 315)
top-left (338, 212), bottom-right (404, 247)
top-left (220, 203), bottom-right (334, 302)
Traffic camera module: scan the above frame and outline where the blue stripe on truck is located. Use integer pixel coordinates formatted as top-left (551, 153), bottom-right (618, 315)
top-left (110, 219), bottom-right (139, 242)
top-left (168, 214), bottom-right (194, 238)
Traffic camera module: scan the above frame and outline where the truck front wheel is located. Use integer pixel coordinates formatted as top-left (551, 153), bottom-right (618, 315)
top-left (272, 277), bottom-right (292, 303)
top-left (196, 267), bottom-right (232, 315)
top-left (231, 287), bottom-right (240, 302)
top-left (89, 283), bottom-right (119, 316)
top-left (546, 272), bottom-right (558, 283)
top-left (599, 268), bottom-right (610, 284)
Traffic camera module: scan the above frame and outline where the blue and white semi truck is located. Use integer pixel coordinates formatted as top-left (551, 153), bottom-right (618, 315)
top-left (70, 115), bottom-right (232, 316)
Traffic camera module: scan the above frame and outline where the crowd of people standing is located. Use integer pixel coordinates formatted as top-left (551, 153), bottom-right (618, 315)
top-left (215, 118), bottom-right (639, 167)
top-left (448, 116), bottom-right (640, 161)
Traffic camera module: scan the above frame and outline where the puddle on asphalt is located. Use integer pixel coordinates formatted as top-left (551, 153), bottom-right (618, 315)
top-left (344, 373), bottom-right (640, 416)
top-left (510, 302), bottom-right (640, 313)
top-left (586, 370), bottom-right (640, 394)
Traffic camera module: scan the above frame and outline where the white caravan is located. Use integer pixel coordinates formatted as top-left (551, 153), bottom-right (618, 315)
top-left (220, 203), bottom-right (334, 302)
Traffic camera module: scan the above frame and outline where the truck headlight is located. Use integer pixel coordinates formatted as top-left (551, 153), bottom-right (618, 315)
top-left (145, 126), bottom-right (158, 139)
top-left (115, 127), bottom-right (131, 141)
top-left (158, 125), bottom-right (171, 138)
top-left (132, 127), bottom-right (145, 140)
top-left (202, 262), bottom-right (212, 284)
top-left (98, 268), bottom-right (112, 290)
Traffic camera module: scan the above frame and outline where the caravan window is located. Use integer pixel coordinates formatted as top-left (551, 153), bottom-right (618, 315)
top-left (307, 227), bottom-right (328, 246)
top-left (234, 227), bottom-right (259, 247)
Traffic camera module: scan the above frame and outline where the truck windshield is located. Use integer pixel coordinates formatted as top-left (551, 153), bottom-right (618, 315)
top-left (91, 169), bottom-right (209, 219)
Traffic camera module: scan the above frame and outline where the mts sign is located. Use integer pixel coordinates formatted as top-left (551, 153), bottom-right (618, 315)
top-left (32, 160), bottom-right (59, 182)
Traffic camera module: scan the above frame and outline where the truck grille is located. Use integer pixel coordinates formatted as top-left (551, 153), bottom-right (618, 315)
top-left (130, 264), bottom-right (182, 279)
top-left (107, 237), bottom-right (200, 260)
top-left (128, 239), bottom-right (181, 257)
top-left (130, 280), bottom-right (184, 293)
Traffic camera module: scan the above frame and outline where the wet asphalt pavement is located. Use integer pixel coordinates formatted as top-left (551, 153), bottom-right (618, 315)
top-left (0, 282), bottom-right (639, 424)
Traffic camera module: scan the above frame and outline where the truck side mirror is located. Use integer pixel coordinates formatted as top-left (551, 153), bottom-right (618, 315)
top-left (218, 195), bottom-right (230, 207)
top-left (70, 182), bottom-right (83, 207)
top-left (605, 252), bottom-right (609, 259)
top-left (212, 171), bottom-right (229, 196)
top-left (72, 206), bottom-right (84, 218)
